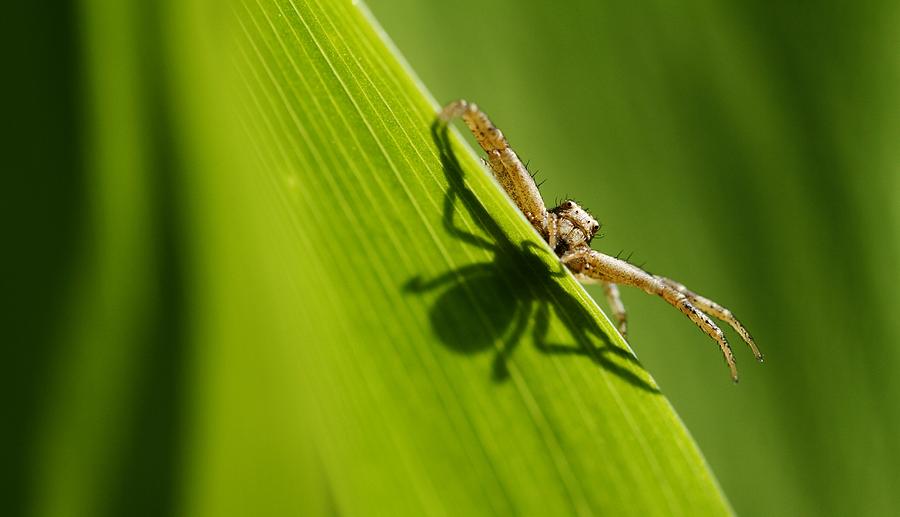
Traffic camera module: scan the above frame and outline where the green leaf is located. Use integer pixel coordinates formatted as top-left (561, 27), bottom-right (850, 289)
top-left (364, 2), bottom-right (900, 517)
top-left (27, 0), bottom-right (732, 515)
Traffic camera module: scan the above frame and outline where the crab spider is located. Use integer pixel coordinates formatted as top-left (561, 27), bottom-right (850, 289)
top-left (438, 99), bottom-right (762, 382)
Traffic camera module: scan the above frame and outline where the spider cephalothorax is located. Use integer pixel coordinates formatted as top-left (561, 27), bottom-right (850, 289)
top-left (439, 99), bottom-right (763, 382)
top-left (549, 199), bottom-right (600, 255)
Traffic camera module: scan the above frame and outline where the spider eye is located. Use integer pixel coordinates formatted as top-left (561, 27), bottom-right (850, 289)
top-left (564, 201), bottom-right (574, 209)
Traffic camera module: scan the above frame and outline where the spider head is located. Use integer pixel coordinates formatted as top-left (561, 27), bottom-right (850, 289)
top-left (552, 199), bottom-right (601, 250)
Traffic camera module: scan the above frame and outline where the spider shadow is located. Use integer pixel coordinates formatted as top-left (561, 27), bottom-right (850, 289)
top-left (402, 122), bottom-right (658, 393)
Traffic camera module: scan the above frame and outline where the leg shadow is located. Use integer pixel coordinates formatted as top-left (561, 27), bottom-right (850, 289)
top-left (401, 121), bottom-right (657, 393)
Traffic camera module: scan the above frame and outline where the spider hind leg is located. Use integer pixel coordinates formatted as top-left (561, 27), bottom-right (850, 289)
top-left (438, 99), bottom-right (549, 237)
top-left (602, 282), bottom-right (628, 339)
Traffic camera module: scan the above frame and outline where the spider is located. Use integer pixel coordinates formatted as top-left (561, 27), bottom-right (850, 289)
top-left (405, 121), bottom-right (656, 391)
top-left (438, 99), bottom-right (763, 382)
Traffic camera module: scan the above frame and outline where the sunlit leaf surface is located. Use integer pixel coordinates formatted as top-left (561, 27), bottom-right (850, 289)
top-left (17, 0), bottom-right (735, 516)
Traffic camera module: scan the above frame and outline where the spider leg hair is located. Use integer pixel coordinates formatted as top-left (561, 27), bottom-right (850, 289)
top-left (657, 277), bottom-right (762, 362)
top-left (439, 100), bottom-right (549, 235)
top-left (564, 248), bottom-right (739, 382)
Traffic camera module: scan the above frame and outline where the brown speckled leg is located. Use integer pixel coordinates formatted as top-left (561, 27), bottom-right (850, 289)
top-left (564, 247), bottom-right (739, 382)
top-left (657, 277), bottom-right (762, 362)
top-left (439, 99), bottom-right (549, 235)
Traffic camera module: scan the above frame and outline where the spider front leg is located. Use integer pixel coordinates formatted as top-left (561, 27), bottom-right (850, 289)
top-left (657, 277), bottom-right (763, 362)
top-left (439, 100), bottom-right (550, 237)
top-left (563, 248), bottom-right (741, 382)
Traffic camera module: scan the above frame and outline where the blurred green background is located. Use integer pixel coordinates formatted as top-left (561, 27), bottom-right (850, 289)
top-left (366, 0), bottom-right (900, 515)
top-left (5, 0), bottom-right (899, 516)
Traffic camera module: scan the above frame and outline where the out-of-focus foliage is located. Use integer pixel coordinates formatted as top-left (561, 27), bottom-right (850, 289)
top-left (366, 0), bottom-right (900, 515)
top-left (2, 0), bottom-right (748, 516)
